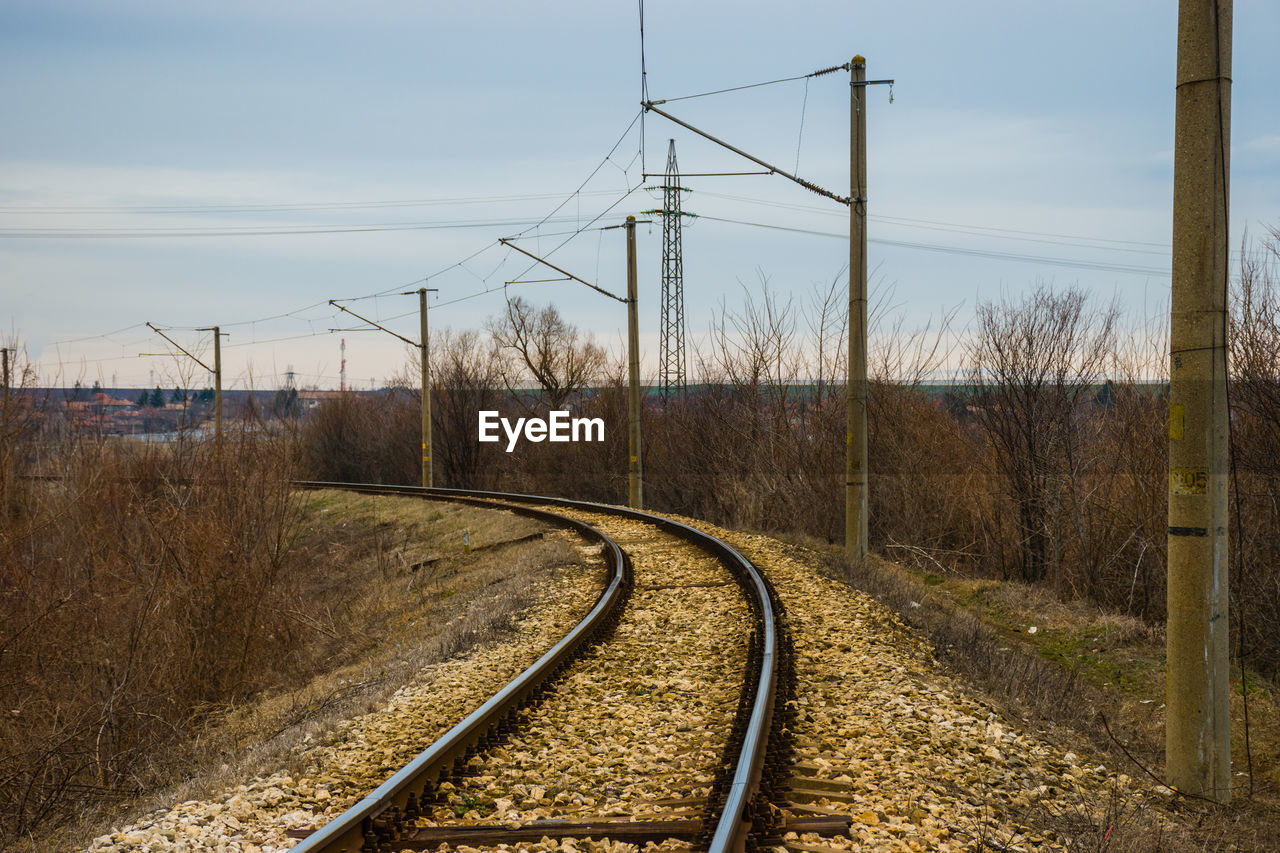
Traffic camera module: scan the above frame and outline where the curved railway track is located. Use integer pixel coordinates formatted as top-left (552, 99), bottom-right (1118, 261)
top-left (287, 483), bottom-right (797, 853)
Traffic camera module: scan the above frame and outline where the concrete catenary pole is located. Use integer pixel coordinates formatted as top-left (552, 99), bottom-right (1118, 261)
top-left (625, 215), bottom-right (644, 509)
top-left (1167, 0), bottom-right (1232, 803)
top-left (846, 55), bottom-right (869, 562)
top-left (419, 287), bottom-right (433, 488)
top-left (212, 325), bottom-right (222, 450)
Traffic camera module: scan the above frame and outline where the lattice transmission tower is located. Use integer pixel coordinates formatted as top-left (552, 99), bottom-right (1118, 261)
top-left (650, 139), bottom-right (692, 403)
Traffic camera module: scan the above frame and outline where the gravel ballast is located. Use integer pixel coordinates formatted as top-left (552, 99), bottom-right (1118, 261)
top-left (424, 511), bottom-right (751, 829)
top-left (80, 508), bottom-right (1150, 853)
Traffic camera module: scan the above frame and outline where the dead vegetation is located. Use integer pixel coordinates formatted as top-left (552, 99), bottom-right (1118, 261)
top-left (1, 422), bottom-right (302, 844)
top-left (0, 386), bottom-right (585, 852)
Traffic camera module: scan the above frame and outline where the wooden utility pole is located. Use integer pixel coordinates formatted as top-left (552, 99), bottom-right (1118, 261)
top-left (625, 215), bottom-right (644, 509)
top-left (330, 292), bottom-right (437, 488)
top-left (497, 231), bottom-right (642, 507)
top-left (192, 325), bottom-right (224, 449)
top-left (1167, 0), bottom-right (1232, 803)
top-left (419, 288), bottom-right (433, 488)
top-left (846, 55), bottom-right (869, 562)
top-left (644, 61), bottom-right (890, 552)
top-left (147, 323), bottom-right (223, 448)
top-left (211, 326), bottom-right (222, 447)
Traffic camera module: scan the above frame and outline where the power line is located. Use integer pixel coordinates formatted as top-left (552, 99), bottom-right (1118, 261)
top-left (871, 212), bottom-right (1171, 250)
top-left (34, 113), bottom-right (646, 362)
top-left (0, 189), bottom-right (623, 215)
top-left (47, 323), bottom-right (149, 346)
top-left (696, 214), bottom-right (1173, 277)
top-left (646, 61), bottom-right (853, 105)
top-left (510, 111), bottom-right (644, 241)
top-left (694, 190), bottom-right (1173, 252)
top-left (0, 214), bottom-right (596, 240)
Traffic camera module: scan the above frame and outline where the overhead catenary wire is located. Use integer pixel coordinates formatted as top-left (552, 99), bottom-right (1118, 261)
top-left (646, 62), bottom-right (852, 105)
top-left (692, 190), bottom-right (1178, 253)
top-left (30, 105), bottom-right (677, 360)
top-left (0, 214), bottom-right (599, 240)
top-left (643, 102), bottom-right (850, 205)
top-left (0, 189), bottom-right (624, 216)
top-left (31, 50), bottom-right (1195, 394)
top-left (512, 111), bottom-right (643, 240)
top-left (696, 214), bottom-right (1173, 277)
top-left (638, 0), bottom-right (648, 173)
top-left (502, 181), bottom-right (646, 294)
top-left (41, 191), bottom-right (1187, 376)
top-left (46, 322), bottom-right (149, 346)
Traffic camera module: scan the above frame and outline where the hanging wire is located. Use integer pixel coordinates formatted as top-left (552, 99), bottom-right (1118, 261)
top-left (47, 323), bottom-right (148, 346)
top-left (647, 62), bottom-right (850, 105)
top-left (39, 110), bottom-right (646, 377)
top-left (511, 110), bottom-right (642, 240)
top-left (638, 0), bottom-right (648, 174)
top-left (34, 117), bottom-right (646, 383)
top-left (595, 225), bottom-right (605, 286)
top-left (794, 76), bottom-right (811, 175)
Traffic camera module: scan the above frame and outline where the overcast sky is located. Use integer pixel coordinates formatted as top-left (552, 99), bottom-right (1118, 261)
top-left (3, 1), bottom-right (1277, 390)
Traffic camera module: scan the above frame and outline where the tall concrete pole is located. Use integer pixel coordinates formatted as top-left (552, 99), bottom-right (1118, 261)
top-left (1168, 0), bottom-right (1231, 803)
top-left (846, 55), bottom-right (869, 562)
top-left (419, 287), bottom-right (433, 488)
top-left (212, 325), bottom-right (223, 451)
top-left (625, 216), bottom-right (643, 509)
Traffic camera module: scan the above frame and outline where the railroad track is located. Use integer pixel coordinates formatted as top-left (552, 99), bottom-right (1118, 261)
top-left (287, 483), bottom-right (802, 853)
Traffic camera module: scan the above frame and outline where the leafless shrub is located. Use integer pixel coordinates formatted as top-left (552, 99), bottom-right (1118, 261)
top-left (645, 273), bottom-right (846, 538)
top-left (1229, 232), bottom-right (1280, 676)
top-left (0, 340), bottom-right (46, 524)
top-left (299, 390), bottom-right (418, 484)
top-left (867, 298), bottom-right (980, 569)
top-left (0, 416), bottom-right (302, 842)
top-left (499, 362), bottom-right (630, 504)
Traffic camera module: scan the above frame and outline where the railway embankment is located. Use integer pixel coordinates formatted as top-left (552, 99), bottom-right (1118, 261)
top-left (71, 492), bottom-right (1244, 852)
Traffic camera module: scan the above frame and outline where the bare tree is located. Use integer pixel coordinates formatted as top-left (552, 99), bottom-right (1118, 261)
top-left (1229, 231), bottom-right (1280, 670)
top-left (430, 329), bottom-right (503, 489)
top-left (966, 284), bottom-right (1119, 585)
top-left (487, 297), bottom-right (605, 411)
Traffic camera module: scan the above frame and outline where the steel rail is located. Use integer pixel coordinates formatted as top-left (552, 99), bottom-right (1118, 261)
top-left (418, 486), bottom-right (778, 853)
top-left (289, 482), bottom-right (781, 853)
top-left (288, 482), bottom-right (631, 853)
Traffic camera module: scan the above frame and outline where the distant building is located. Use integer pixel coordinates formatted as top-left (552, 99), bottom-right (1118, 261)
top-left (65, 392), bottom-right (136, 415)
top-left (297, 389), bottom-right (347, 409)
